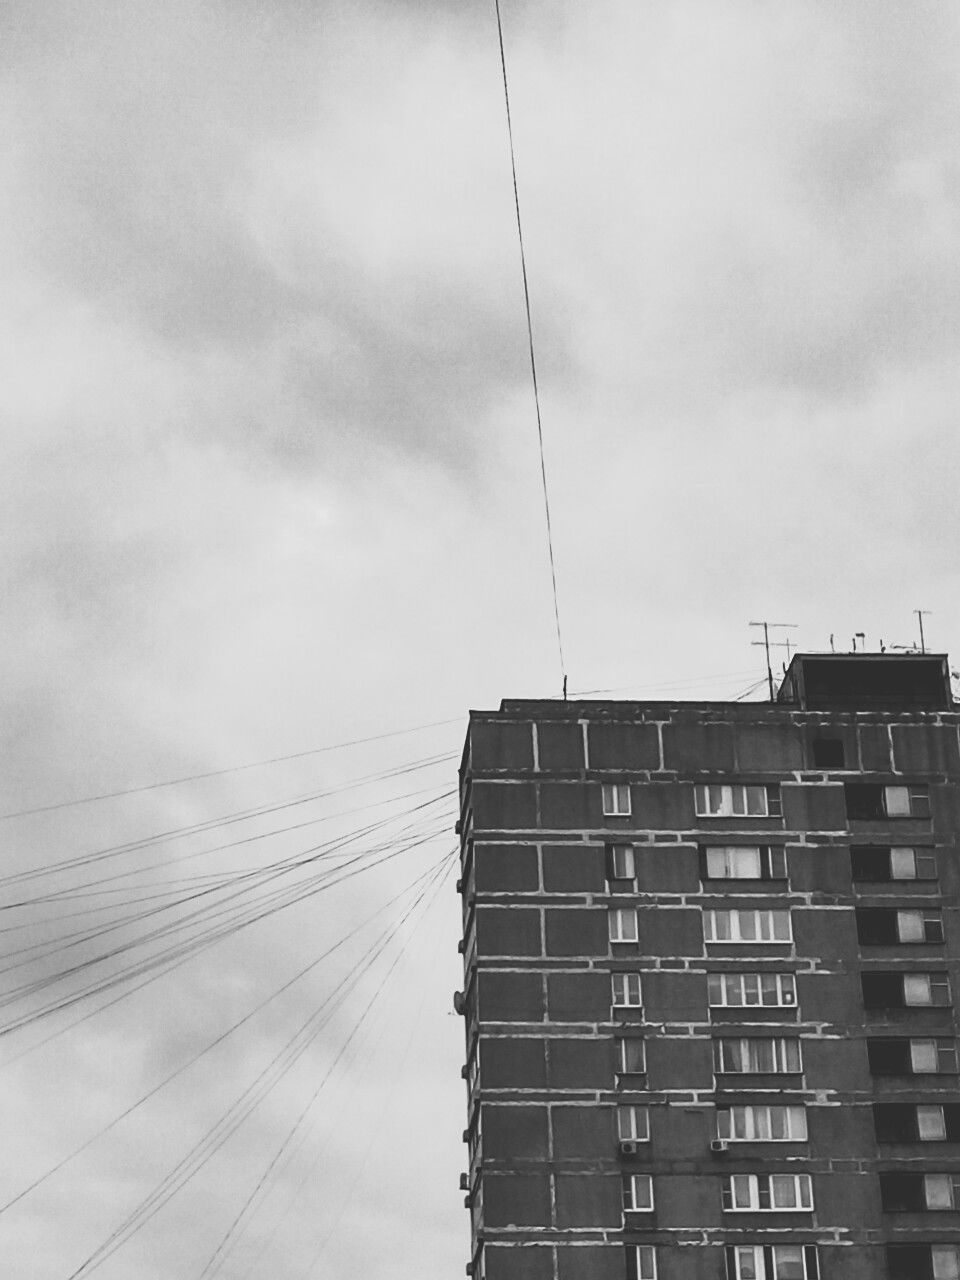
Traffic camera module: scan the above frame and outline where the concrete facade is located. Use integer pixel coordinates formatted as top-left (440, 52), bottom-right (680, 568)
top-left (456, 654), bottom-right (960, 1280)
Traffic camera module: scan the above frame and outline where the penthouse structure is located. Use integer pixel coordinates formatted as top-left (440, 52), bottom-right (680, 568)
top-left (456, 653), bottom-right (960, 1280)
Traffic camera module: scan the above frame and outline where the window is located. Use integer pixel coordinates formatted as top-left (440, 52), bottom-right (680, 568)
top-left (703, 845), bottom-right (787, 881)
top-left (874, 1103), bottom-right (960, 1143)
top-left (862, 972), bottom-right (951, 1008)
top-left (609, 908), bottom-right (639, 944)
top-left (918, 1105), bottom-right (950, 1141)
top-left (851, 845), bottom-right (938, 882)
top-left (623, 1173), bottom-right (654, 1211)
top-left (714, 1037), bottom-right (802, 1074)
top-left (618, 1037), bottom-right (646, 1074)
top-left (888, 1246), bottom-right (960, 1280)
top-left (695, 784), bottom-right (781, 818)
top-left (717, 1105), bottom-right (807, 1142)
top-left (618, 1104), bottom-right (649, 1142)
top-left (867, 1038), bottom-right (958, 1075)
top-left (926, 1175), bottom-right (960, 1210)
top-left (612, 973), bottom-right (642, 1008)
top-left (855, 908), bottom-right (944, 946)
top-left (704, 910), bottom-right (792, 943)
top-left (709, 972), bottom-right (796, 1008)
top-left (626, 1245), bottom-right (657, 1280)
top-left (812, 738), bottom-right (845, 768)
top-left (726, 1245), bottom-right (820, 1279)
top-left (845, 783), bottom-right (930, 820)
top-left (607, 843), bottom-right (636, 880)
top-left (722, 1174), bottom-right (813, 1212)
top-left (602, 784), bottom-right (631, 817)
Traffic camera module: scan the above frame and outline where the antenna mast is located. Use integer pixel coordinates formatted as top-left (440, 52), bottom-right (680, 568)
top-left (749, 621), bottom-right (799, 702)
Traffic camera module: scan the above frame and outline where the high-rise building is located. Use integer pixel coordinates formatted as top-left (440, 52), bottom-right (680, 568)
top-left (455, 653), bottom-right (960, 1280)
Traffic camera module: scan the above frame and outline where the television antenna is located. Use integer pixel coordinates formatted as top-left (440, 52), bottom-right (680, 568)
top-left (749, 621), bottom-right (799, 702)
top-left (915, 609), bottom-right (931, 654)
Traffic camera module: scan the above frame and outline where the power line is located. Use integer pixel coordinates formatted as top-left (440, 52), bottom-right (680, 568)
top-left (0, 718), bottom-right (462, 822)
top-left (494, 0), bottom-right (566, 694)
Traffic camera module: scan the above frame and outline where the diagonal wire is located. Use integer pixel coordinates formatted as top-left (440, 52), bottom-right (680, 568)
top-left (494, 0), bottom-right (566, 692)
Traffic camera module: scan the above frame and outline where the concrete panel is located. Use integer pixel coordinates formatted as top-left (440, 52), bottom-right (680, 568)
top-left (815, 1171), bottom-right (881, 1231)
top-left (551, 1104), bottom-right (616, 1159)
top-left (796, 970), bottom-right (859, 1023)
top-left (471, 781), bottom-right (538, 831)
top-left (807, 1104), bottom-right (877, 1170)
top-left (737, 723), bottom-right (803, 771)
top-left (484, 1172), bottom-right (552, 1227)
top-left (556, 1244), bottom-right (625, 1280)
top-left (547, 971), bottom-right (611, 1023)
top-left (484, 1245), bottom-right (554, 1280)
top-left (474, 844), bottom-right (539, 893)
top-left (654, 1173), bottom-right (718, 1227)
top-left (787, 845), bottom-right (850, 894)
top-left (588, 721), bottom-right (660, 770)
top-left (480, 1037), bottom-right (547, 1089)
top-left (646, 1036), bottom-right (714, 1089)
top-left (545, 909), bottom-right (608, 957)
top-left (555, 1173), bottom-right (621, 1227)
top-left (635, 846), bottom-right (700, 893)
top-left (636, 907), bottom-right (702, 957)
top-left (665, 1246), bottom-right (727, 1280)
top-left (538, 721), bottom-right (584, 772)
top-left (548, 1037), bottom-right (615, 1089)
top-left (483, 1103), bottom-right (550, 1160)
top-left (543, 844), bottom-right (605, 893)
top-left (538, 781), bottom-right (595, 830)
top-left (858, 723), bottom-right (891, 771)
top-left (643, 971), bottom-right (709, 1021)
top-left (478, 971), bottom-right (546, 1023)
top-left (476, 907), bottom-right (543, 958)
top-left (892, 724), bottom-right (960, 777)
top-left (632, 784), bottom-right (694, 830)
top-left (802, 1034), bottom-right (867, 1092)
top-left (781, 783), bottom-right (847, 832)
top-left (471, 720), bottom-right (535, 771)
top-left (663, 721), bottom-right (735, 771)
top-left (793, 907), bottom-right (857, 964)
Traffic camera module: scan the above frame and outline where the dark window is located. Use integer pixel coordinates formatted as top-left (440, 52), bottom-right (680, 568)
top-left (887, 1245), bottom-right (934, 1280)
top-left (880, 1172), bottom-right (925, 1212)
top-left (867, 1039), bottom-right (913, 1074)
top-left (812, 738), bottom-right (845, 768)
top-left (851, 846), bottom-right (890, 881)
top-left (862, 973), bottom-right (906, 1008)
top-left (856, 909), bottom-right (898, 946)
top-left (874, 1104), bottom-right (918, 1143)
top-left (845, 784), bottom-right (886, 820)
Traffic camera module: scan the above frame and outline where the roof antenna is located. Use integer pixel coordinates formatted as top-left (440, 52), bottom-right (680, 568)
top-left (749, 621), bottom-right (799, 702)
top-left (915, 609), bottom-right (930, 654)
top-left (562, 674), bottom-right (568, 701)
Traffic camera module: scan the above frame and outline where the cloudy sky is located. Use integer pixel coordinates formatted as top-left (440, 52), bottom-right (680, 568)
top-left (2, 1), bottom-right (960, 1276)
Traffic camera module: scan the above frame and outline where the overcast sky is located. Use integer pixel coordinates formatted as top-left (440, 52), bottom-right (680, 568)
top-left (2, 1), bottom-right (960, 1276)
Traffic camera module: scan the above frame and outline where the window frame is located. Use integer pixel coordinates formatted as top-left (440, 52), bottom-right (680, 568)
top-left (851, 845), bottom-right (938, 883)
top-left (617, 1036), bottom-right (646, 1075)
top-left (694, 783), bottom-right (782, 818)
top-left (607, 843), bottom-right (636, 881)
top-left (623, 1173), bottom-right (654, 1212)
top-left (716, 1105), bottom-right (807, 1143)
top-left (704, 909), bottom-right (793, 944)
top-left (608, 907), bottom-right (639, 944)
top-left (722, 1173), bottom-right (813, 1213)
top-left (714, 1036), bottom-right (803, 1075)
top-left (727, 1244), bottom-right (820, 1280)
top-left (601, 783), bottom-right (632, 817)
top-left (612, 972), bottom-right (643, 1008)
top-left (617, 1104), bottom-right (650, 1142)
top-left (627, 1245), bottom-right (657, 1280)
top-left (703, 845), bottom-right (788, 882)
top-left (708, 971), bottom-right (797, 1008)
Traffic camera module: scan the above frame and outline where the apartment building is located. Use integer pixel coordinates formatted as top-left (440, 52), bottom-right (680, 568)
top-left (455, 653), bottom-right (960, 1280)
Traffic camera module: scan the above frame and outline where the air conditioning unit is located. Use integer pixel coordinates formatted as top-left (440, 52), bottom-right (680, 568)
top-left (619, 1140), bottom-right (638, 1155)
top-left (711, 1139), bottom-right (730, 1154)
